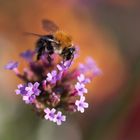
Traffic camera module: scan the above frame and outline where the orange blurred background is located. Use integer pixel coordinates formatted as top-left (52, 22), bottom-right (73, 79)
top-left (0, 0), bottom-right (140, 140)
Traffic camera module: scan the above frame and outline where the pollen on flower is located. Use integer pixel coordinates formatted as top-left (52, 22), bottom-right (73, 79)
top-left (5, 34), bottom-right (101, 125)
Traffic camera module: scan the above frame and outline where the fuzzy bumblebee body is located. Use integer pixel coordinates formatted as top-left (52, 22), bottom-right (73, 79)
top-left (28, 19), bottom-right (76, 62)
top-left (54, 31), bottom-right (72, 48)
top-left (36, 31), bottom-right (75, 62)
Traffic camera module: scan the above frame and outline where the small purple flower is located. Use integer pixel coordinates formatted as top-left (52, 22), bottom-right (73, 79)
top-left (78, 63), bottom-right (87, 73)
top-left (55, 111), bottom-right (66, 125)
top-left (78, 57), bottom-right (102, 77)
top-left (86, 57), bottom-right (96, 68)
top-left (46, 70), bottom-right (57, 84)
top-left (44, 108), bottom-right (56, 122)
top-left (75, 96), bottom-right (89, 113)
top-left (25, 82), bottom-right (41, 96)
top-left (5, 61), bottom-right (18, 70)
top-left (77, 74), bottom-right (90, 84)
top-left (15, 82), bottom-right (40, 104)
top-left (92, 66), bottom-right (102, 76)
top-left (20, 50), bottom-right (34, 61)
top-left (75, 82), bottom-right (88, 96)
top-left (86, 57), bottom-right (102, 76)
top-left (22, 95), bottom-right (36, 104)
top-left (57, 61), bottom-right (71, 71)
top-left (15, 84), bottom-right (27, 95)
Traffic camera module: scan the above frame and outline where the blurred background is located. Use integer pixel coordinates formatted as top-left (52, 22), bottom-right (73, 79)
top-left (0, 0), bottom-right (140, 140)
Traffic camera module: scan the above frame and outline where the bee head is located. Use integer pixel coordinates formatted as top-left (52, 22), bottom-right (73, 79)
top-left (68, 47), bottom-right (75, 53)
top-left (54, 31), bottom-right (72, 47)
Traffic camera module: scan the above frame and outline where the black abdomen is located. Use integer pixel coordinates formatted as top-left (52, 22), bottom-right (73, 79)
top-left (36, 35), bottom-right (54, 60)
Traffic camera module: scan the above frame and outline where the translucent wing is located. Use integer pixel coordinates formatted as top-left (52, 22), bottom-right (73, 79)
top-left (42, 19), bottom-right (59, 33)
top-left (23, 32), bottom-right (43, 37)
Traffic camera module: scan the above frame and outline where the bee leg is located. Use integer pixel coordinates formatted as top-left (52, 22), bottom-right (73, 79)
top-left (37, 52), bottom-right (42, 60)
top-left (68, 55), bottom-right (74, 67)
top-left (62, 57), bottom-right (67, 65)
top-left (36, 45), bottom-right (45, 60)
top-left (62, 55), bottom-right (74, 67)
top-left (47, 54), bottom-right (52, 65)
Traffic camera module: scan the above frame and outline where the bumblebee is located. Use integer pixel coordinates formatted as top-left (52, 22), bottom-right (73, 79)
top-left (26, 19), bottom-right (75, 62)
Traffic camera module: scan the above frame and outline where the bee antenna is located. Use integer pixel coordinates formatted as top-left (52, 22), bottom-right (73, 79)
top-left (23, 32), bottom-right (43, 37)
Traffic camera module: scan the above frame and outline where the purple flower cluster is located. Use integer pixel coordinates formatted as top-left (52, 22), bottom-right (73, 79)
top-left (5, 48), bottom-right (101, 125)
top-left (78, 57), bottom-right (102, 77)
top-left (5, 61), bottom-right (19, 75)
top-left (44, 108), bottom-right (66, 125)
top-left (20, 50), bottom-right (34, 62)
top-left (15, 82), bottom-right (41, 104)
top-left (74, 74), bottom-right (90, 112)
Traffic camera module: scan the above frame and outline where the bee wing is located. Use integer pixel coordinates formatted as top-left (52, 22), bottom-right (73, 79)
top-left (23, 32), bottom-right (43, 37)
top-left (42, 19), bottom-right (59, 33)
